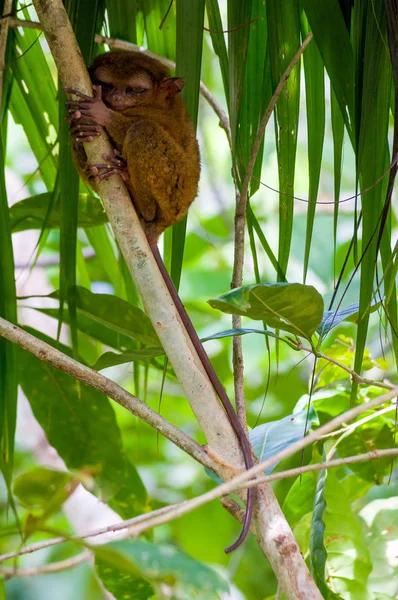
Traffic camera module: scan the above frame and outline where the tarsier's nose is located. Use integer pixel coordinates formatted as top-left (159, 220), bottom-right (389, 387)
top-left (110, 90), bottom-right (125, 105)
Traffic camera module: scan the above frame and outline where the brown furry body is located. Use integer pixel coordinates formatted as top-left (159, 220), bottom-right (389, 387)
top-left (67, 50), bottom-right (200, 239)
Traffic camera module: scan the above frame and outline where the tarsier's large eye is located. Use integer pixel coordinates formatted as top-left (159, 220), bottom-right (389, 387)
top-left (126, 87), bottom-right (147, 94)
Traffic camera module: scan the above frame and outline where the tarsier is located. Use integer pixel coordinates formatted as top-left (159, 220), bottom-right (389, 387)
top-left (65, 50), bottom-right (254, 553)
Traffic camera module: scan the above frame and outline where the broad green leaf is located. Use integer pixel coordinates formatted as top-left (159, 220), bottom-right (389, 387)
top-left (142, 0), bottom-right (176, 60)
top-left (249, 407), bottom-right (318, 474)
top-left (9, 193), bottom-right (107, 232)
top-left (107, 0), bottom-right (137, 44)
top-left (208, 282), bottom-right (324, 339)
top-left (48, 286), bottom-right (158, 346)
top-left (314, 335), bottom-right (381, 390)
top-left (364, 501), bottom-right (398, 596)
top-left (294, 389), bottom-right (350, 422)
top-left (323, 470), bottom-right (372, 597)
top-left (36, 307), bottom-right (138, 353)
top-left (92, 347), bottom-right (164, 371)
top-left (283, 471), bottom-right (317, 529)
top-left (95, 540), bottom-right (229, 600)
top-left (13, 467), bottom-right (73, 520)
top-left (337, 419), bottom-right (395, 483)
top-left (18, 348), bottom-right (148, 520)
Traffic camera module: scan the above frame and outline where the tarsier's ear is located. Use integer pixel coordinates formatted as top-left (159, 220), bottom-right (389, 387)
top-left (160, 77), bottom-right (184, 95)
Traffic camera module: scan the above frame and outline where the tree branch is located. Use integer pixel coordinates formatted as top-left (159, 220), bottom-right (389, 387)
top-left (0, 550), bottom-right (91, 579)
top-left (0, 317), bottom-right (212, 468)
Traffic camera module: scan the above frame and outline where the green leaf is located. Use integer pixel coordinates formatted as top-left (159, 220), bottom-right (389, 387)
top-left (317, 298), bottom-right (382, 336)
top-left (267, 0), bottom-right (301, 276)
top-left (283, 471), bottom-right (317, 529)
top-left (47, 286), bottom-right (158, 347)
top-left (227, 0), bottom-right (252, 151)
top-left (364, 499), bottom-right (398, 596)
top-left (302, 0), bottom-right (355, 142)
top-left (353, 3), bottom-right (391, 403)
top-left (208, 282), bottom-right (324, 339)
top-left (95, 540), bottom-right (229, 600)
top-left (107, 0), bottom-right (137, 44)
top-left (314, 335), bottom-right (383, 389)
top-left (0, 131), bottom-right (17, 482)
top-left (143, 0), bottom-right (176, 60)
top-left (323, 470), bottom-right (372, 597)
top-left (295, 389), bottom-right (350, 422)
top-left (18, 349), bottom-right (148, 520)
top-left (92, 347), bottom-right (164, 371)
top-left (205, 0), bottom-right (230, 105)
top-left (9, 193), bottom-right (107, 232)
top-left (13, 467), bottom-right (73, 518)
top-left (301, 11), bottom-right (325, 282)
top-left (249, 407), bottom-right (319, 473)
top-left (337, 419), bottom-right (395, 483)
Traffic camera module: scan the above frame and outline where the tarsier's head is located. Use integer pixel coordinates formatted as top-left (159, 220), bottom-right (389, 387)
top-left (89, 50), bottom-right (184, 112)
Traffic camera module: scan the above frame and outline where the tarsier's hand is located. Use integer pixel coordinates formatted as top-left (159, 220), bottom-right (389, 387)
top-left (65, 85), bottom-right (109, 142)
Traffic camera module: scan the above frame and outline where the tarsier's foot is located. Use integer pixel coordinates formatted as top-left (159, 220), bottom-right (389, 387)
top-left (89, 150), bottom-right (129, 183)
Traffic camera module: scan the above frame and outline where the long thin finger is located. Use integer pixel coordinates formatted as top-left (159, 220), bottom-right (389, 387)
top-left (71, 109), bottom-right (97, 118)
top-left (65, 111), bottom-right (82, 121)
top-left (93, 85), bottom-right (102, 100)
top-left (74, 133), bottom-right (100, 142)
top-left (97, 169), bottom-right (122, 181)
top-left (90, 163), bottom-right (116, 169)
top-left (64, 88), bottom-right (93, 100)
top-left (66, 101), bottom-right (91, 110)
top-left (70, 124), bottom-right (102, 134)
top-left (102, 153), bottom-right (124, 166)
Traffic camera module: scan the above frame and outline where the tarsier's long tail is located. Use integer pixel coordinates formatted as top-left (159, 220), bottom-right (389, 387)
top-left (148, 236), bottom-right (255, 553)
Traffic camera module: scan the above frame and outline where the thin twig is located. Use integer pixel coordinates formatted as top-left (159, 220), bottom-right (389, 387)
top-left (0, 317), bottom-right (212, 468)
top-left (8, 17), bottom-right (232, 146)
top-left (0, 0), bottom-right (12, 109)
top-left (0, 550), bottom-right (91, 579)
top-left (0, 501), bottom-right (193, 562)
top-left (1, 398), bottom-right (396, 564)
top-left (299, 343), bottom-right (395, 390)
top-left (230, 33), bottom-right (314, 427)
top-left (252, 447), bottom-right (398, 488)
